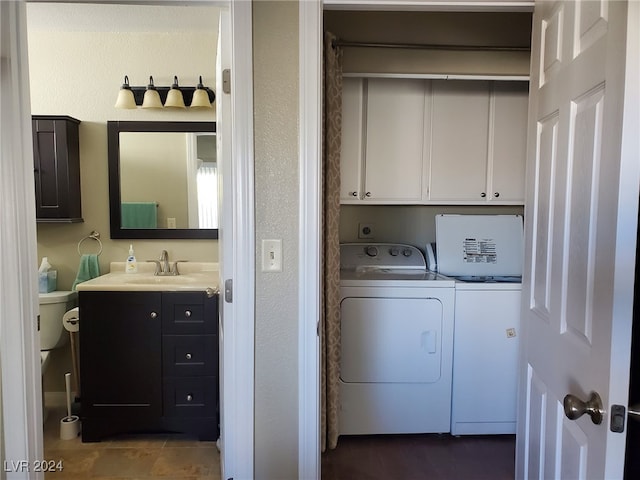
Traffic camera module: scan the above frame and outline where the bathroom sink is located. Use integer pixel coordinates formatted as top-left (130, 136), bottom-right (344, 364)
top-left (125, 274), bottom-right (204, 284)
top-left (75, 262), bottom-right (219, 292)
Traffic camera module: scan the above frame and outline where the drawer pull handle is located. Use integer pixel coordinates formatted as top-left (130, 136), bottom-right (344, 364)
top-left (185, 353), bottom-right (192, 360)
top-left (184, 310), bottom-right (192, 318)
top-left (150, 311), bottom-right (158, 319)
top-left (186, 394), bottom-right (193, 402)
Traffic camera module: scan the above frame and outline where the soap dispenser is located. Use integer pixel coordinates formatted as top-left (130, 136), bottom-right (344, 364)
top-left (125, 245), bottom-right (138, 274)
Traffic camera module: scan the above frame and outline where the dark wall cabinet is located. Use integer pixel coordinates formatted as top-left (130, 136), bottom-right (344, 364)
top-left (79, 290), bottom-right (219, 442)
top-left (32, 115), bottom-right (83, 222)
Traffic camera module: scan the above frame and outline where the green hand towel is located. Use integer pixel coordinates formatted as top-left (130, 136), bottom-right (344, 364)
top-left (121, 202), bottom-right (158, 229)
top-left (72, 254), bottom-right (100, 291)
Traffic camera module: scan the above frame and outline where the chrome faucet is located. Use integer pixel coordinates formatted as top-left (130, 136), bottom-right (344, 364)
top-left (160, 250), bottom-right (170, 274)
top-left (147, 250), bottom-right (184, 276)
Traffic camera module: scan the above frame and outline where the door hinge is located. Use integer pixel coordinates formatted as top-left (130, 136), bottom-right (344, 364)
top-left (224, 278), bottom-right (233, 303)
top-left (223, 69), bottom-right (231, 94)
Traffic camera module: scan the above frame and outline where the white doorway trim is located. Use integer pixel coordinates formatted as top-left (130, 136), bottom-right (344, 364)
top-left (221, 1), bottom-right (255, 479)
top-left (298, 0), bottom-right (322, 478)
top-left (0, 3), bottom-right (43, 479)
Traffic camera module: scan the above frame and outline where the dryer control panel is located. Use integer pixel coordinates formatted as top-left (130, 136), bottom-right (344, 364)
top-left (340, 243), bottom-right (426, 271)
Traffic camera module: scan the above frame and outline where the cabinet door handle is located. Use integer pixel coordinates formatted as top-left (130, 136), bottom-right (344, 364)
top-left (150, 311), bottom-right (158, 319)
top-left (365, 192), bottom-right (371, 197)
top-left (494, 192), bottom-right (500, 198)
top-left (184, 310), bottom-right (192, 318)
top-left (350, 191), bottom-right (358, 197)
top-left (481, 192), bottom-right (486, 198)
top-left (185, 353), bottom-right (192, 360)
top-left (186, 394), bottom-right (193, 402)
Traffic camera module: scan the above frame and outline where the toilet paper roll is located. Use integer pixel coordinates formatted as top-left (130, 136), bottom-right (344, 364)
top-left (63, 307), bottom-right (79, 332)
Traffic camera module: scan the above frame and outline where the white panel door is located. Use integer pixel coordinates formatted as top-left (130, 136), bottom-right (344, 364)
top-left (517, 1), bottom-right (639, 479)
top-left (364, 78), bottom-right (425, 202)
top-left (429, 80), bottom-right (490, 202)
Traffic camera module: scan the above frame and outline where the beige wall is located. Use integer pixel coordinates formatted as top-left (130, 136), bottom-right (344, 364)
top-left (324, 10), bottom-right (532, 75)
top-left (253, 1), bottom-right (300, 478)
top-left (341, 204), bottom-right (524, 247)
top-left (27, 5), bottom-right (219, 393)
top-left (120, 133), bottom-right (190, 229)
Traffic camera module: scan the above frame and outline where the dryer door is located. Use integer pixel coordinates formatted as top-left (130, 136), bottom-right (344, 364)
top-left (340, 296), bottom-right (443, 383)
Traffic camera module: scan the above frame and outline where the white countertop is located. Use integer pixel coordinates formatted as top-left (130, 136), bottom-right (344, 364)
top-left (76, 262), bottom-right (219, 292)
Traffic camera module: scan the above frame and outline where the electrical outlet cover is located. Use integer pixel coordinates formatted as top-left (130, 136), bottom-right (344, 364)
top-left (358, 223), bottom-right (374, 239)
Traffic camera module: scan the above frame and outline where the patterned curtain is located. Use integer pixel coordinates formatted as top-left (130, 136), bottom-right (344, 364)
top-left (322, 31), bottom-right (343, 452)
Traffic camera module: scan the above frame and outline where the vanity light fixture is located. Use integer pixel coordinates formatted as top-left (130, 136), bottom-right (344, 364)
top-left (114, 76), bottom-right (136, 109)
top-left (141, 76), bottom-right (164, 109)
top-left (189, 76), bottom-right (213, 109)
top-left (114, 75), bottom-right (216, 109)
top-left (164, 76), bottom-right (186, 109)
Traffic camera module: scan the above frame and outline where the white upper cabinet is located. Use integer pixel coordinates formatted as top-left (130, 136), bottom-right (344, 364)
top-left (364, 78), bottom-right (425, 202)
top-left (341, 78), bottom-right (425, 203)
top-left (427, 80), bottom-right (528, 204)
top-left (489, 81), bottom-right (528, 203)
top-left (340, 77), bottom-right (365, 201)
top-left (340, 77), bottom-right (528, 205)
top-left (429, 80), bottom-right (490, 202)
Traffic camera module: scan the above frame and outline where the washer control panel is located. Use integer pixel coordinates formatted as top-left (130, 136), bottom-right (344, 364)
top-left (340, 243), bottom-right (426, 270)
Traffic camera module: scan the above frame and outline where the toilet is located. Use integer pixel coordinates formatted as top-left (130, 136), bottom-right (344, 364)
top-left (38, 290), bottom-right (77, 372)
top-left (39, 291), bottom-right (78, 423)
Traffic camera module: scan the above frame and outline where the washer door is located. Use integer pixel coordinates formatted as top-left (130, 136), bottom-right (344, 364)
top-left (340, 296), bottom-right (443, 383)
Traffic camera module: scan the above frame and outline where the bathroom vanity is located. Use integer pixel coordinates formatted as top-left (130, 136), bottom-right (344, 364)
top-left (76, 263), bottom-right (219, 442)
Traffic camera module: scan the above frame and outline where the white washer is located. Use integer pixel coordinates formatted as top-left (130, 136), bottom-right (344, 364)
top-left (435, 214), bottom-right (523, 435)
top-left (339, 243), bottom-right (455, 435)
top-left (450, 280), bottom-right (521, 435)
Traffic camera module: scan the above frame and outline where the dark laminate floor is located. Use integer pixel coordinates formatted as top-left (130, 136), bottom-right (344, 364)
top-left (322, 434), bottom-right (516, 480)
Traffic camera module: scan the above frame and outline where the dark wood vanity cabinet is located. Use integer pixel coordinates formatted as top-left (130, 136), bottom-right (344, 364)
top-left (32, 115), bottom-right (83, 222)
top-left (79, 290), bottom-right (219, 442)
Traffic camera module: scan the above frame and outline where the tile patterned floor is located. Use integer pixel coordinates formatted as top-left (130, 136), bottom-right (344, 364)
top-left (43, 407), bottom-right (221, 480)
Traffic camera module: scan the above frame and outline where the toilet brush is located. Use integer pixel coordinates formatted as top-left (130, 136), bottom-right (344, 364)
top-left (59, 372), bottom-right (80, 440)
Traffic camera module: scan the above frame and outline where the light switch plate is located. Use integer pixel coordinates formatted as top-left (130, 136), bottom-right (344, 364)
top-left (262, 239), bottom-right (282, 272)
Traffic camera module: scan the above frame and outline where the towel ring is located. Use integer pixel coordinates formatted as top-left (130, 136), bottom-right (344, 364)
top-left (77, 231), bottom-right (103, 256)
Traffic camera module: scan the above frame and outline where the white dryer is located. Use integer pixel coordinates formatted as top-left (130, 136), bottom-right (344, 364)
top-left (339, 243), bottom-right (455, 435)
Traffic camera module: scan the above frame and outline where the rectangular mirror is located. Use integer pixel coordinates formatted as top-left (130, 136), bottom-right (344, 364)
top-left (108, 121), bottom-right (218, 239)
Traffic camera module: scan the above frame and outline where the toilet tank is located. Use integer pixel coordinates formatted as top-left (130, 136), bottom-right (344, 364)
top-left (39, 290), bottom-right (77, 350)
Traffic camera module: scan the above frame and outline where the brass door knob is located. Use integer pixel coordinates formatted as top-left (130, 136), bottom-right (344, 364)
top-left (563, 391), bottom-right (604, 425)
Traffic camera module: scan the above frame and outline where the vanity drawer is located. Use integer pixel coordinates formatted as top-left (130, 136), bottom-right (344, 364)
top-left (162, 292), bottom-right (218, 334)
top-left (163, 376), bottom-right (218, 418)
top-left (162, 335), bottom-right (217, 377)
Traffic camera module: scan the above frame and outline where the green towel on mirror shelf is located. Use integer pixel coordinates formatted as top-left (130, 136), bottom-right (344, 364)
top-left (72, 254), bottom-right (100, 291)
top-left (121, 202), bottom-right (158, 229)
